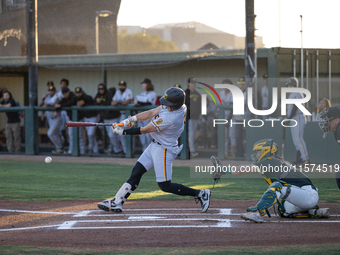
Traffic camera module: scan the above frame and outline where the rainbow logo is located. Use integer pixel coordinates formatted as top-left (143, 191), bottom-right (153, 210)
top-left (196, 82), bottom-right (223, 106)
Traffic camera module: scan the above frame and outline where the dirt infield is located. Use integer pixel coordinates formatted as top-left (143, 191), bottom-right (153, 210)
top-left (1, 199), bottom-right (340, 249)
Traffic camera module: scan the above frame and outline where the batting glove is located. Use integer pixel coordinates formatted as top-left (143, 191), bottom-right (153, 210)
top-left (111, 123), bottom-right (124, 135)
top-left (120, 115), bottom-right (137, 127)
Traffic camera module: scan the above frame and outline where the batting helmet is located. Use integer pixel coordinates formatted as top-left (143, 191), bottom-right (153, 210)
top-left (160, 87), bottom-right (185, 111)
top-left (252, 139), bottom-right (278, 162)
top-left (285, 77), bottom-right (298, 87)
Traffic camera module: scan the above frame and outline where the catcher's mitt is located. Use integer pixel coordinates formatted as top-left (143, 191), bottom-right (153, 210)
top-left (210, 155), bottom-right (226, 183)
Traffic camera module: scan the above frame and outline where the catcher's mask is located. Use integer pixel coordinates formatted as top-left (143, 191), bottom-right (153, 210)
top-left (252, 139), bottom-right (278, 162)
top-left (318, 107), bottom-right (340, 138)
top-left (160, 87), bottom-right (185, 111)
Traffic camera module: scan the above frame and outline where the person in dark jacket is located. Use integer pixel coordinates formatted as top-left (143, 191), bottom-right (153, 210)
top-left (75, 87), bottom-right (98, 155)
top-left (55, 87), bottom-right (77, 154)
top-left (94, 83), bottom-right (122, 154)
top-left (0, 90), bottom-right (21, 152)
top-left (185, 77), bottom-right (201, 158)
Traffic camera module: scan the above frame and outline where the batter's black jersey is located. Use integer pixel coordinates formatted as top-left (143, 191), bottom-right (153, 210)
top-left (254, 157), bottom-right (314, 188)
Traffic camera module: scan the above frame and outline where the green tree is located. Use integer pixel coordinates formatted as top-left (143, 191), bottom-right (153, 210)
top-left (118, 30), bottom-right (179, 53)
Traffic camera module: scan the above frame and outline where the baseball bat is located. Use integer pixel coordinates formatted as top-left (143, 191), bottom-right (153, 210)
top-left (65, 122), bottom-right (130, 127)
top-left (282, 125), bottom-right (286, 160)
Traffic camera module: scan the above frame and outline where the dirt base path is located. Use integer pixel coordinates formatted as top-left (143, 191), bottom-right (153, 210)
top-left (1, 199), bottom-right (340, 249)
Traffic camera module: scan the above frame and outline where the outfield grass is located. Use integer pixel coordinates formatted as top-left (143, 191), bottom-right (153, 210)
top-left (0, 160), bottom-right (338, 203)
top-left (2, 245), bottom-right (340, 255)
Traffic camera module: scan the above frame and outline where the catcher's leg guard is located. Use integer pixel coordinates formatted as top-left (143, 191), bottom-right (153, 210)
top-left (248, 181), bottom-right (289, 217)
top-left (114, 182), bottom-right (133, 205)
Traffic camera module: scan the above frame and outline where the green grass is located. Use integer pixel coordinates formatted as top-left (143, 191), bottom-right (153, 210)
top-left (0, 160), bottom-right (338, 203)
top-left (2, 245), bottom-right (340, 255)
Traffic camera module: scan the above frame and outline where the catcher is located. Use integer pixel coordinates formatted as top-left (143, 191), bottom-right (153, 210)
top-left (211, 139), bottom-right (329, 223)
top-left (318, 106), bottom-right (340, 189)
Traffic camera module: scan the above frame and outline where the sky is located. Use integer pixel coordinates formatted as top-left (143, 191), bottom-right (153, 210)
top-left (117, 0), bottom-right (340, 49)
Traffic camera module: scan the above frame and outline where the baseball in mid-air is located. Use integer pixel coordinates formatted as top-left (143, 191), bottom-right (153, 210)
top-left (45, 156), bottom-right (52, 164)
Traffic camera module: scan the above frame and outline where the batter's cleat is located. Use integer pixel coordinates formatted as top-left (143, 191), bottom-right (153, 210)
top-left (316, 208), bottom-right (330, 218)
top-left (197, 189), bottom-right (211, 213)
top-left (97, 198), bottom-right (123, 213)
top-left (240, 212), bottom-right (264, 223)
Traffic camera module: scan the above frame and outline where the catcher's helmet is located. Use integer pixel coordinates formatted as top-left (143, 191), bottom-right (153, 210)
top-left (285, 77), bottom-right (298, 87)
top-left (252, 139), bottom-right (278, 162)
top-left (318, 106), bottom-right (340, 138)
top-left (160, 87), bottom-right (185, 111)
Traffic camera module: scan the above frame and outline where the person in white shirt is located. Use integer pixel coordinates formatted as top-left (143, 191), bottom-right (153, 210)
top-left (134, 78), bottom-right (158, 150)
top-left (219, 79), bottom-right (236, 158)
top-left (261, 74), bottom-right (269, 120)
top-left (111, 80), bottom-right (133, 154)
top-left (39, 85), bottom-right (63, 153)
top-left (286, 77), bottom-right (309, 165)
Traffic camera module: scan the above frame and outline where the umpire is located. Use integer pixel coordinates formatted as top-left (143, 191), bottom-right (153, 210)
top-left (318, 106), bottom-right (340, 189)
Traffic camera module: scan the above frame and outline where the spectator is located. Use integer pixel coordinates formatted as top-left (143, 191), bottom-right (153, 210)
top-left (134, 78), bottom-right (157, 150)
top-left (0, 90), bottom-right (21, 152)
top-left (233, 77), bottom-right (247, 158)
top-left (55, 87), bottom-right (77, 154)
top-left (286, 77), bottom-right (309, 165)
top-left (75, 87), bottom-right (99, 155)
top-left (56, 78), bottom-right (70, 147)
top-left (40, 85), bottom-right (64, 154)
top-left (185, 77), bottom-right (201, 158)
top-left (316, 98), bottom-right (331, 121)
top-left (261, 73), bottom-right (269, 120)
top-left (94, 83), bottom-right (122, 155)
top-left (111, 80), bottom-right (133, 154)
top-left (40, 81), bottom-right (54, 124)
top-left (0, 85), bottom-right (8, 99)
top-left (219, 79), bottom-right (236, 158)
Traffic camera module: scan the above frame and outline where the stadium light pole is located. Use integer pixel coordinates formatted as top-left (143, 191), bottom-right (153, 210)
top-left (95, 10), bottom-right (113, 54)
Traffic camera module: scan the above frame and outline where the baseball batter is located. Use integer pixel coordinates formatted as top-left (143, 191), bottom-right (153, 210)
top-left (211, 139), bottom-right (329, 223)
top-left (98, 87), bottom-right (211, 213)
top-left (286, 77), bottom-right (309, 165)
top-left (318, 106), bottom-right (340, 189)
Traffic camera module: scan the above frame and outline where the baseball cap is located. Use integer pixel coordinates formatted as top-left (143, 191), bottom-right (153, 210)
top-left (237, 77), bottom-right (246, 85)
top-left (118, 80), bottom-right (127, 86)
top-left (48, 85), bottom-right (56, 91)
top-left (62, 87), bottom-right (70, 94)
top-left (263, 73), bottom-right (268, 78)
top-left (75, 87), bottom-right (83, 93)
top-left (47, 81), bottom-right (54, 86)
top-left (141, 78), bottom-right (151, 84)
top-left (187, 77), bottom-right (196, 83)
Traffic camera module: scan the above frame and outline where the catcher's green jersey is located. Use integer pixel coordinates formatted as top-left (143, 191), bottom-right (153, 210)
top-left (253, 157), bottom-right (314, 188)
